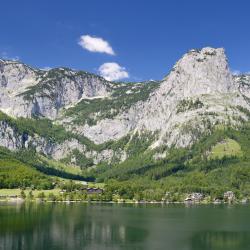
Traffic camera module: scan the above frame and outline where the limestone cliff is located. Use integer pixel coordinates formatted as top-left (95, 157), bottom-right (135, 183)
top-left (0, 47), bottom-right (250, 166)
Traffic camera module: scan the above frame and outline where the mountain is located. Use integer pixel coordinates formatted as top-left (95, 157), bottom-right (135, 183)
top-left (1, 48), bottom-right (249, 158)
top-left (1, 47), bottom-right (250, 198)
top-left (0, 59), bottom-right (112, 119)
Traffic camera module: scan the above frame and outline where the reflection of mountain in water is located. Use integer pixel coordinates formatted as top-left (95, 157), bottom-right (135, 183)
top-left (191, 231), bottom-right (250, 250)
top-left (1, 204), bottom-right (250, 250)
top-left (0, 203), bottom-right (148, 250)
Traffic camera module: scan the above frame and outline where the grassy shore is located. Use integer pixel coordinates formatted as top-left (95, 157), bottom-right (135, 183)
top-left (0, 188), bottom-right (61, 196)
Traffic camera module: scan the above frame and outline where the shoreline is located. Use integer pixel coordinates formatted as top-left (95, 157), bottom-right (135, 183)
top-left (0, 189), bottom-right (248, 205)
top-left (0, 198), bottom-right (248, 205)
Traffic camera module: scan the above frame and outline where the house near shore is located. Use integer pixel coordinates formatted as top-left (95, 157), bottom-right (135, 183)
top-left (184, 193), bottom-right (204, 202)
top-left (82, 187), bottom-right (104, 195)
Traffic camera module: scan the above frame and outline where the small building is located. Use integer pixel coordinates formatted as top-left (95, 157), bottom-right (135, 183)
top-left (88, 188), bottom-right (103, 194)
top-left (81, 187), bottom-right (104, 195)
top-left (213, 198), bottom-right (222, 204)
top-left (224, 191), bottom-right (235, 202)
top-left (184, 197), bottom-right (193, 202)
top-left (185, 193), bottom-right (204, 202)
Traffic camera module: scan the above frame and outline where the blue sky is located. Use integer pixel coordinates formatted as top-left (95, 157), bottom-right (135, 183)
top-left (1, 0), bottom-right (250, 81)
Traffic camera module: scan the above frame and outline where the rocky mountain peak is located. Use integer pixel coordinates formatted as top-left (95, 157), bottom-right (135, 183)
top-left (161, 47), bottom-right (235, 98)
top-left (0, 59), bottom-right (37, 90)
top-left (0, 59), bottom-right (112, 119)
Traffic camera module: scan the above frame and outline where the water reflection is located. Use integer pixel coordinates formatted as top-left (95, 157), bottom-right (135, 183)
top-left (191, 231), bottom-right (250, 250)
top-left (0, 203), bottom-right (148, 250)
top-left (0, 203), bottom-right (250, 250)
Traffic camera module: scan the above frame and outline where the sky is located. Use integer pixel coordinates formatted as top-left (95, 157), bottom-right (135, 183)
top-left (0, 0), bottom-right (250, 81)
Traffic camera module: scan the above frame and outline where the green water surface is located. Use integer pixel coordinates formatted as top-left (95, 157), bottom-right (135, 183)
top-left (0, 203), bottom-right (250, 250)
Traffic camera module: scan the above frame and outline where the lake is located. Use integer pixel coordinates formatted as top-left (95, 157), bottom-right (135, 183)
top-left (0, 203), bottom-right (250, 250)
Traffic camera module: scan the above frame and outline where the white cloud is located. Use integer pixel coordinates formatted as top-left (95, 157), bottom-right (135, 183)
top-left (98, 62), bottom-right (129, 81)
top-left (78, 35), bottom-right (115, 55)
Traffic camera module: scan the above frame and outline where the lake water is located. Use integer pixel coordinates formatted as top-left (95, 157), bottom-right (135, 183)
top-left (0, 203), bottom-right (250, 250)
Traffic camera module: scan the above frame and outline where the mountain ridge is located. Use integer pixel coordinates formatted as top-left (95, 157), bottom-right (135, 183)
top-left (0, 47), bottom-right (250, 171)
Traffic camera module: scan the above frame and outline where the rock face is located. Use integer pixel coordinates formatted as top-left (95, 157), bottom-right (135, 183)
top-left (161, 47), bottom-right (234, 97)
top-left (0, 120), bottom-right (116, 164)
top-left (0, 121), bottom-right (26, 150)
top-left (0, 47), bottom-right (250, 166)
top-left (0, 60), bottom-right (112, 119)
top-left (78, 47), bottom-right (250, 148)
top-left (135, 47), bottom-right (238, 144)
top-left (235, 74), bottom-right (250, 100)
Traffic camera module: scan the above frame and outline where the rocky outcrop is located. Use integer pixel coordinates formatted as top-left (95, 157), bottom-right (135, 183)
top-left (77, 47), bottom-right (250, 148)
top-left (0, 60), bottom-right (112, 119)
top-left (0, 120), bottom-right (118, 164)
top-left (0, 121), bottom-right (26, 150)
top-left (235, 74), bottom-right (250, 101)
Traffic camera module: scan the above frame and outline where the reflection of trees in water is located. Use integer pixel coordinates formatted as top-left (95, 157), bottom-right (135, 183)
top-left (191, 231), bottom-right (250, 250)
top-left (0, 203), bottom-right (148, 250)
top-left (2, 204), bottom-right (250, 250)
